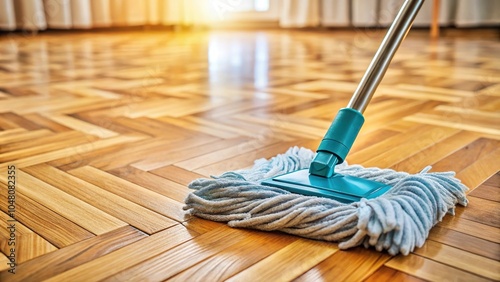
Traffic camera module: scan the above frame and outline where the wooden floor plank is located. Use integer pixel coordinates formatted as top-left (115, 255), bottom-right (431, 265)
top-left (233, 113), bottom-right (325, 139)
top-left (169, 230), bottom-right (298, 282)
top-left (159, 116), bottom-right (241, 139)
top-left (405, 112), bottom-right (500, 135)
top-left (151, 165), bottom-right (206, 186)
top-left (95, 98), bottom-right (181, 118)
top-left (43, 225), bottom-right (197, 282)
top-left (413, 240), bottom-right (500, 281)
top-left (0, 183), bottom-right (94, 247)
top-left (365, 266), bottom-right (427, 282)
top-left (347, 125), bottom-right (458, 167)
top-left (380, 87), bottom-right (464, 103)
top-left (455, 150), bottom-right (500, 190)
top-left (42, 114), bottom-right (118, 138)
top-left (457, 196), bottom-right (499, 228)
top-left (23, 164), bottom-right (178, 234)
top-left (0, 128), bottom-right (52, 145)
top-left (0, 170), bottom-right (127, 235)
top-left (192, 139), bottom-right (319, 176)
top-left (350, 129), bottom-right (400, 155)
top-left (0, 132), bottom-right (98, 162)
top-left (396, 84), bottom-right (475, 98)
top-left (0, 134), bottom-right (145, 168)
top-left (17, 97), bottom-right (106, 115)
top-left (111, 116), bottom-right (205, 138)
top-left (108, 166), bottom-right (191, 203)
top-left (226, 239), bottom-right (338, 282)
top-left (0, 112), bottom-right (45, 131)
top-left (130, 136), bottom-right (250, 171)
top-left (0, 226), bottom-right (146, 282)
top-left (68, 166), bottom-right (186, 223)
top-left (469, 173), bottom-right (500, 202)
top-left (385, 253), bottom-right (493, 282)
top-left (0, 96), bottom-right (76, 113)
top-left (181, 217), bottom-right (227, 235)
top-left (73, 115), bottom-right (139, 135)
top-left (294, 247), bottom-right (391, 282)
top-left (0, 131), bottom-right (94, 154)
top-left (175, 138), bottom-right (281, 172)
top-left (213, 114), bottom-right (298, 141)
top-left (438, 213), bottom-right (500, 244)
top-left (0, 212), bottom-right (58, 264)
top-left (362, 100), bottom-right (439, 133)
top-left (47, 141), bottom-right (134, 171)
top-left (54, 86), bottom-right (123, 100)
top-left (0, 128), bottom-right (26, 139)
top-left (390, 131), bottom-right (479, 173)
top-left (427, 225), bottom-right (500, 261)
top-left (0, 253), bottom-right (9, 272)
top-left (86, 135), bottom-right (219, 171)
top-left (102, 227), bottom-right (270, 282)
top-left (430, 138), bottom-right (500, 174)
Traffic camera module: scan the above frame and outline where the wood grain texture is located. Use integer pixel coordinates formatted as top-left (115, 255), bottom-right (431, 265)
top-left (45, 225), bottom-right (196, 282)
top-left (365, 266), bottom-right (426, 282)
top-left (413, 239), bottom-right (500, 281)
top-left (455, 148), bottom-right (500, 190)
top-left (0, 226), bottom-right (146, 282)
top-left (0, 170), bottom-right (127, 235)
top-left (457, 196), bottom-right (499, 228)
top-left (0, 29), bottom-right (498, 281)
top-left (23, 164), bottom-right (178, 234)
top-left (0, 253), bottom-right (9, 272)
top-left (0, 211), bottom-right (57, 264)
top-left (427, 225), bottom-right (500, 261)
top-left (0, 134), bottom-right (145, 168)
top-left (103, 227), bottom-right (273, 282)
top-left (108, 165), bottom-right (192, 203)
top-left (294, 247), bottom-right (391, 282)
top-left (227, 239), bottom-right (338, 282)
top-left (151, 165), bottom-right (206, 186)
top-left (68, 166), bottom-right (186, 223)
top-left (438, 209), bottom-right (500, 243)
top-left (469, 172), bottom-right (500, 202)
top-left (169, 231), bottom-right (297, 282)
top-left (0, 182), bottom-right (95, 247)
top-left (385, 253), bottom-right (493, 282)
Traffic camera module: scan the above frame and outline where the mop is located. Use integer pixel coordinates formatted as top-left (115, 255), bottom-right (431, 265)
top-left (183, 0), bottom-right (468, 255)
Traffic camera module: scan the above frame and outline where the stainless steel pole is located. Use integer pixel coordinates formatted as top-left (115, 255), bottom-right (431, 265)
top-left (347, 0), bottom-right (424, 113)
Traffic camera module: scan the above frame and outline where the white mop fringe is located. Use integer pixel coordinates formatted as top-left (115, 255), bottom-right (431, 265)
top-left (183, 147), bottom-right (468, 256)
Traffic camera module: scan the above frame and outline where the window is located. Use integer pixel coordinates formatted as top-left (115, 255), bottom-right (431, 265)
top-left (231, 0), bottom-right (270, 12)
top-left (213, 0), bottom-right (278, 22)
top-left (255, 0), bottom-right (270, 11)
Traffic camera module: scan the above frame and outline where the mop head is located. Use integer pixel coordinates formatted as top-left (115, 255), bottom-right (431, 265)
top-left (183, 147), bottom-right (468, 255)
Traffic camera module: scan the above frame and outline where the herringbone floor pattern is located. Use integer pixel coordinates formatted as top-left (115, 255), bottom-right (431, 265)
top-left (0, 29), bottom-right (498, 281)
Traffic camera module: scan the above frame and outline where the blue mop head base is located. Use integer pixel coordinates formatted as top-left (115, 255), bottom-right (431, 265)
top-left (184, 147), bottom-right (468, 256)
top-left (262, 169), bottom-right (392, 203)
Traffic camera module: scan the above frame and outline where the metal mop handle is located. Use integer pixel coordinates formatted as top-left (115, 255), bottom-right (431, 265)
top-left (309, 0), bottom-right (424, 178)
top-left (348, 0), bottom-right (424, 113)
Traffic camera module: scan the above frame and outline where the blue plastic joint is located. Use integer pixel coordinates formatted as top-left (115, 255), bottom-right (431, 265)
top-left (309, 108), bottom-right (364, 178)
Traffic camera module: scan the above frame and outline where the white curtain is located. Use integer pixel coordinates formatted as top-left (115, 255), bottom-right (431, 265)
top-left (322, 0), bottom-right (350, 27)
top-left (1, 0), bottom-right (499, 30)
top-left (0, 0), bottom-right (216, 30)
top-left (455, 0), bottom-right (500, 26)
top-left (280, 0), bottom-right (320, 28)
top-left (280, 0), bottom-right (500, 28)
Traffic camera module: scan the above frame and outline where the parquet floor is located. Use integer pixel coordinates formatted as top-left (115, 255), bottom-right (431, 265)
top-left (0, 28), bottom-right (499, 281)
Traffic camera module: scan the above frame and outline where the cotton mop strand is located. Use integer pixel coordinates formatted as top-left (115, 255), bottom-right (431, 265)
top-left (184, 147), bottom-right (468, 256)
